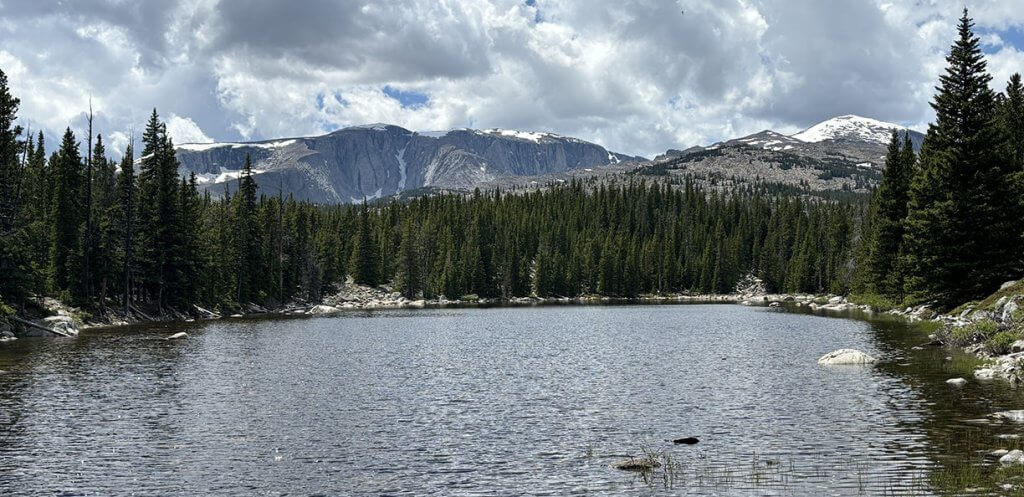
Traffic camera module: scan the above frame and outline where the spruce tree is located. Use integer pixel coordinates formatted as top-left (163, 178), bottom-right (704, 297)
top-left (864, 131), bottom-right (913, 300)
top-left (115, 143), bottom-right (136, 313)
top-left (0, 68), bottom-right (26, 305)
top-left (234, 155), bottom-right (260, 303)
top-left (903, 9), bottom-right (1022, 306)
top-left (1001, 73), bottom-right (1024, 172)
top-left (348, 201), bottom-right (378, 286)
top-left (50, 128), bottom-right (84, 296)
top-left (394, 217), bottom-right (421, 298)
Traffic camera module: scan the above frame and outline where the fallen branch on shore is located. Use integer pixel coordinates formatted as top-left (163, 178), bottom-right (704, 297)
top-left (8, 316), bottom-right (73, 338)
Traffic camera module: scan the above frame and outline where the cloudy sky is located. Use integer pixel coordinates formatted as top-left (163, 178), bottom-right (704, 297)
top-left (2, 0), bottom-right (1024, 158)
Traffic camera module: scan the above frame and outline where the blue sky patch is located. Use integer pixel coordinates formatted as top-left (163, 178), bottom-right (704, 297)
top-left (978, 26), bottom-right (1024, 54)
top-left (383, 86), bottom-right (429, 108)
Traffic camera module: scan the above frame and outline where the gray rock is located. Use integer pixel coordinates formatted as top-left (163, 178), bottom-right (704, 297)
top-left (1001, 280), bottom-right (1018, 291)
top-left (308, 305), bottom-right (342, 316)
top-left (1001, 298), bottom-right (1021, 323)
top-left (1011, 340), bottom-right (1024, 353)
top-left (42, 315), bottom-right (79, 336)
top-left (1000, 449), bottom-right (1024, 465)
top-left (995, 410), bottom-right (1024, 423)
top-left (817, 349), bottom-right (876, 365)
top-left (987, 449), bottom-right (1010, 460)
top-left (612, 456), bottom-right (661, 471)
top-left (946, 378), bottom-right (968, 387)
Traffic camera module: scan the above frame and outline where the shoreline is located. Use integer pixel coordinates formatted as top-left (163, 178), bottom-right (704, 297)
top-left (8, 282), bottom-right (1021, 391)
top-left (4, 287), bottom-right (868, 337)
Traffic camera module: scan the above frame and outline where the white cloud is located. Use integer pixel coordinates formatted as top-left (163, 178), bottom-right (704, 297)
top-left (166, 114), bottom-right (213, 144)
top-left (2, 0), bottom-right (1024, 159)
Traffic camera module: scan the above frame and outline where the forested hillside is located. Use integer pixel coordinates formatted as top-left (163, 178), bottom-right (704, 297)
top-left (0, 10), bottom-right (1021, 324)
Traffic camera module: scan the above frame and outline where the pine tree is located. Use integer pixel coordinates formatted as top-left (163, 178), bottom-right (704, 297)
top-left (863, 131), bottom-right (914, 300)
top-left (348, 201), bottom-right (379, 286)
top-left (903, 9), bottom-right (1023, 306)
top-left (49, 128), bottom-right (84, 296)
top-left (234, 155), bottom-right (261, 303)
top-left (0, 68), bottom-right (26, 305)
top-left (394, 217), bottom-right (421, 298)
top-left (1001, 73), bottom-right (1024, 172)
top-left (115, 143), bottom-right (136, 313)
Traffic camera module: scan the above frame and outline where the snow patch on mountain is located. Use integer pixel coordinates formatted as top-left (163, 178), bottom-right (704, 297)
top-left (194, 167), bottom-right (268, 184)
top-left (396, 147), bottom-right (408, 191)
top-left (791, 115), bottom-right (905, 145)
top-left (178, 139), bottom-right (298, 152)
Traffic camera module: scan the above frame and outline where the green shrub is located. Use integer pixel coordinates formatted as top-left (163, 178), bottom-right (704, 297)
top-left (947, 319), bottom-right (999, 346)
top-left (984, 330), bottom-right (1020, 355)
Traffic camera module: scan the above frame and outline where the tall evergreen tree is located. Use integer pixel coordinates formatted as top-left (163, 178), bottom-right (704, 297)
top-left (234, 156), bottom-right (261, 303)
top-left (115, 143), bottom-right (136, 313)
top-left (49, 128), bottom-right (84, 296)
top-left (862, 131), bottom-right (914, 300)
top-left (348, 201), bottom-right (379, 286)
top-left (0, 68), bottom-right (26, 306)
top-left (903, 9), bottom-right (1022, 306)
top-left (1000, 73), bottom-right (1024, 172)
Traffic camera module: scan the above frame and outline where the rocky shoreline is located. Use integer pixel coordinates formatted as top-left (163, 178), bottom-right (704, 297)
top-left (2, 275), bottom-right (865, 339)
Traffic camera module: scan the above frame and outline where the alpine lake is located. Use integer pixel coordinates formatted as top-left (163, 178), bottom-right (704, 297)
top-left (1, 302), bottom-right (1022, 496)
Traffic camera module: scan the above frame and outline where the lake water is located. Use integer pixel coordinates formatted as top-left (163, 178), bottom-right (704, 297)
top-left (2, 303), bottom-right (1023, 496)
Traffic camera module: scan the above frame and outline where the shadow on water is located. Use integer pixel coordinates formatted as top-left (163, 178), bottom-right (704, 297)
top-left (778, 304), bottom-right (1024, 496)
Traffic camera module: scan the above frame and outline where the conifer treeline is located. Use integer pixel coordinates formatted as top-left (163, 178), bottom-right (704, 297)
top-left (854, 10), bottom-right (1024, 308)
top-left (0, 83), bottom-right (857, 315)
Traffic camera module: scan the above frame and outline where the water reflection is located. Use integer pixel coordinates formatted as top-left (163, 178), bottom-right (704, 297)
top-left (0, 304), bottom-right (1021, 495)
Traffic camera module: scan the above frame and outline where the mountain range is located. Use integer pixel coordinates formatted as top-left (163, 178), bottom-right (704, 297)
top-left (174, 114), bottom-right (924, 203)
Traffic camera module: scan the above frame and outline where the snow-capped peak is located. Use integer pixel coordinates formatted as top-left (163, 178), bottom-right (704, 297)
top-left (791, 115), bottom-right (907, 145)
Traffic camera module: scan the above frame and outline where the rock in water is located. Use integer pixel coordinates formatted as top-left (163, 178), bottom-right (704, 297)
top-left (165, 332), bottom-right (188, 340)
top-left (1001, 450), bottom-right (1024, 465)
top-left (673, 437), bottom-right (699, 445)
top-left (612, 456), bottom-right (661, 472)
top-left (946, 378), bottom-right (967, 387)
top-left (817, 349), bottom-right (876, 365)
top-left (308, 305), bottom-right (342, 316)
top-left (995, 410), bottom-right (1024, 423)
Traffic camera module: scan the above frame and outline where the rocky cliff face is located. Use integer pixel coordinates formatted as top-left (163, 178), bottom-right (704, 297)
top-left (175, 125), bottom-right (644, 203)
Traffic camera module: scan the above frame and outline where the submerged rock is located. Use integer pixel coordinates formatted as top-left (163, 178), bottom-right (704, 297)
top-left (165, 332), bottom-right (188, 340)
top-left (946, 378), bottom-right (968, 387)
top-left (1000, 450), bottom-right (1024, 465)
top-left (817, 349), bottom-right (876, 365)
top-left (612, 456), bottom-right (661, 472)
top-left (988, 449), bottom-right (1010, 460)
top-left (672, 437), bottom-right (699, 445)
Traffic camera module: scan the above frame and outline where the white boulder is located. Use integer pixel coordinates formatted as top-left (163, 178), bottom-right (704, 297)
top-left (817, 349), bottom-right (876, 365)
top-left (1001, 450), bottom-right (1024, 465)
top-left (946, 378), bottom-right (968, 387)
top-left (165, 332), bottom-right (188, 340)
top-left (995, 410), bottom-right (1024, 423)
top-left (42, 315), bottom-right (79, 336)
top-left (308, 305), bottom-right (342, 316)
